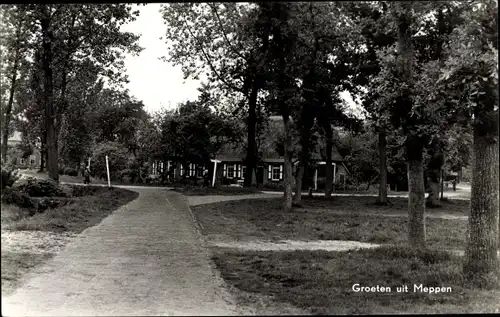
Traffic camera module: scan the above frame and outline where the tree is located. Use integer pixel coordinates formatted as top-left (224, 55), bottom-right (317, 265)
top-left (0, 5), bottom-right (33, 161)
top-left (438, 0), bottom-right (498, 283)
top-left (161, 3), bottom-right (269, 188)
top-left (345, 1), bottom-right (397, 205)
top-left (16, 4), bottom-right (142, 181)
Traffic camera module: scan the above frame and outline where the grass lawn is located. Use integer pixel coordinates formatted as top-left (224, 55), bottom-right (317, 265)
top-left (172, 186), bottom-right (262, 196)
top-left (211, 246), bottom-right (500, 314)
top-left (1, 186), bottom-right (138, 296)
top-left (191, 196), bottom-right (469, 249)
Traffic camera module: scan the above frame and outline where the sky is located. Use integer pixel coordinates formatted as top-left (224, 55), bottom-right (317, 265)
top-left (120, 4), bottom-right (366, 119)
top-left (119, 4), bottom-right (201, 114)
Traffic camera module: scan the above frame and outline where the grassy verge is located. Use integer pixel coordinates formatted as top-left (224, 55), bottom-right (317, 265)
top-left (211, 246), bottom-right (500, 314)
top-left (1, 186), bottom-right (138, 232)
top-left (191, 197), bottom-right (468, 249)
top-left (1, 186), bottom-right (138, 296)
top-left (172, 186), bottom-right (262, 196)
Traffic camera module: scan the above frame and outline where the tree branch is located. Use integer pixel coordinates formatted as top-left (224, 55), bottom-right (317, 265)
top-left (180, 15), bottom-right (244, 94)
top-left (208, 2), bottom-right (249, 63)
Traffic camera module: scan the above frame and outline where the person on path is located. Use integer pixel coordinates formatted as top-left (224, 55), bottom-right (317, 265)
top-left (83, 166), bottom-right (91, 184)
top-left (203, 169), bottom-right (209, 187)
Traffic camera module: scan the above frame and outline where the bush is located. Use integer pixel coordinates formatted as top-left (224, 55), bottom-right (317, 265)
top-left (91, 142), bottom-right (130, 181)
top-left (13, 177), bottom-right (66, 197)
top-left (263, 181), bottom-right (284, 191)
top-left (33, 197), bottom-right (72, 212)
top-left (63, 167), bottom-right (78, 176)
top-left (1, 187), bottom-right (36, 209)
top-left (1, 167), bottom-right (21, 191)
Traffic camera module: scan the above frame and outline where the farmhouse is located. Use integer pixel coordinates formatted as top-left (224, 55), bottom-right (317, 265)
top-left (150, 116), bottom-right (350, 189)
top-left (1, 130), bottom-right (41, 168)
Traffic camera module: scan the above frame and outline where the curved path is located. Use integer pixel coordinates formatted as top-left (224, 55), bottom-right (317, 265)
top-left (2, 188), bottom-right (243, 316)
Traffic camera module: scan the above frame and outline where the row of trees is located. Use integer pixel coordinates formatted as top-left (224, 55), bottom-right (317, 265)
top-left (1, 1), bottom-right (497, 284)
top-left (1, 4), bottom-right (142, 180)
top-left (162, 1), bottom-right (498, 281)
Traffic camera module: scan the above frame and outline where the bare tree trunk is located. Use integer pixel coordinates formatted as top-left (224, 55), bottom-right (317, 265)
top-left (294, 119), bottom-right (312, 204)
top-left (376, 130), bottom-right (388, 204)
top-left (41, 7), bottom-right (58, 181)
top-left (244, 80), bottom-right (258, 188)
top-left (463, 107), bottom-right (499, 281)
top-left (283, 116), bottom-right (293, 212)
top-left (426, 168), bottom-right (441, 207)
top-left (440, 168), bottom-right (444, 199)
top-left (324, 123), bottom-right (333, 198)
top-left (1, 17), bottom-right (22, 161)
top-left (407, 141), bottom-right (426, 248)
top-left (294, 165), bottom-right (304, 203)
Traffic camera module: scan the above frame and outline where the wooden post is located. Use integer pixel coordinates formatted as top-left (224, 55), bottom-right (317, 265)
top-left (440, 168), bottom-right (444, 200)
top-left (105, 155), bottom-right (111, 187)
top-left (314, 167), bottom-right (318, 191)
top-left (211, 159), bottom-right (219, 187)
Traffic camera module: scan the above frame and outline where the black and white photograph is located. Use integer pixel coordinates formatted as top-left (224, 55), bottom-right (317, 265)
top-left (1, 1), bottom-right (498, 315)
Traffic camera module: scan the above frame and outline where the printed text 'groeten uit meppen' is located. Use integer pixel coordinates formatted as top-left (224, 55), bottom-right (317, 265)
top-left (352, 284), bottom-right (452, 294)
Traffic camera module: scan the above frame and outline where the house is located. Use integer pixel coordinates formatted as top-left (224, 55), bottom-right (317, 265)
top-left (296, 144), bottom-right (351, 191)
top-left (208, 116), bottom-right (350, 189)
top-left (150, 116), bottom-right (351, 189)
top-left (1, 131), bottom-right (41, 168)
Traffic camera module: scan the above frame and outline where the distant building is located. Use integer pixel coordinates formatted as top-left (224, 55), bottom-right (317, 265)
top-left (151, 115), bottom-right (350, 189)
top-left (2, 131), bottom-right (41, 168)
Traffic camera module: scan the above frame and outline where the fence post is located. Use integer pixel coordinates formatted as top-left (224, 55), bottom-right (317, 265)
top-left (105, 155), bottom-right (111, 187)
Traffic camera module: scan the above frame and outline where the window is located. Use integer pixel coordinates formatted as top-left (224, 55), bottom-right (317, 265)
top-left (189, 164), bottom-right (197, 177)
top-left (227, 164), bottom-right (235, 179)
top-left (272, 166), bottom-right (281, 181)
top-left (242, 166), bottom-right (247, 179)
top-left (30, 159), bottom-right (35, 165)
top-left (20, 158), bottom-right (25, 164)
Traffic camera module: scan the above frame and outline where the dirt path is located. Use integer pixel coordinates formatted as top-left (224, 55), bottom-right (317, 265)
top-left (187, 194), bottom-right (273, 206)
top-left (1, 189), bottom-right (246, 316)
top-left (187, 195), bottom-right (468, 220)
top-left (212, 239), bottom-right (381, 252)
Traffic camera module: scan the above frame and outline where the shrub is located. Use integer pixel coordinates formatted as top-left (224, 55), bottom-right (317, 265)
top-left (91, 142), bottom-right (129, 181)
top-left (263, 181), bottom-right (284, 191)
top-left (33, 197), bottom-right (72, 212)
top-left (13, 177), bottom-right (66, 197)
top-left (1, 167), bottom-right (21, 191)
top-left (1, 187), bottom-right (36, 209)
top-left (63, 167), bottom-right (78, 176)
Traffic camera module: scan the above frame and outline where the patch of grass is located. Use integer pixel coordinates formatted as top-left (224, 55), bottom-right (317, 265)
top-left (172, 186), bottom-right (261, 196)
top-left (298, 195), bottom-right (469, 215)
top-left (1, 251), bottom-right (54, 297)
top-left (211, 246), bottom-right (500, 314)
top-left (192, 197), bottom-right (468, 249)
top-left (1, 186), bottom-right (139, 233)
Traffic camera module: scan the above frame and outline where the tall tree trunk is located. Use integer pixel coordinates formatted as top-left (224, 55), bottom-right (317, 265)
top-left (463, 105), bottom-right (499, 281)
top-left (282, 115), bottom-right (293, 212)
top-left (1, 16), bottom-right (23, 161)
top-left (407, 140), bottom-right (426, 248)
top-left (440, 168), bottom-right (444, 199)
top-left (39, 141), bottom-right (46, 172)
top-left (377, 130), bottom-right (388, 204)
top-left (324, 123), bottom-right (333, 198)
top-left (244, 79), bottom-right (258, 187)
top-left (41, 6), bottom-right (58, 181)
top-left (426, 167), bottom-right (441, 207)
top-left (294, 118), bottom-right (313, 204)
top-left (397, 2), bottom-right (425, 248)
